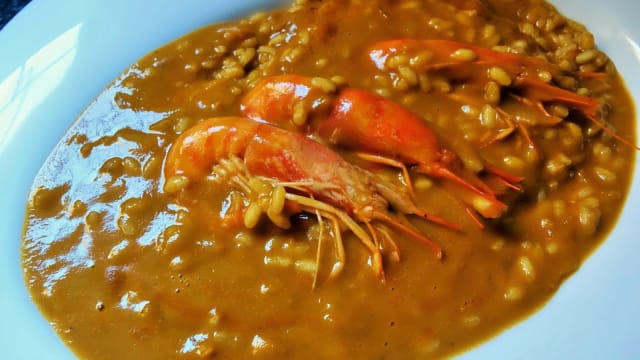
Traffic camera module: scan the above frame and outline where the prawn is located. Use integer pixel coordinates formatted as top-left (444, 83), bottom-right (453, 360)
top-left (241, 75), bottom-right (512, 220)
top-left (368, 39), bottom-right (639, 150)
top-left (318, 88), bottom-right (511, 219)
top-left (368, 39), bottom-right (564, 82)
top-left (164, 117), bottom-right (458, 281)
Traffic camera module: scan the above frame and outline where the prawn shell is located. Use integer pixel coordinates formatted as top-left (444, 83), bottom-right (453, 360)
top-left (164, 117), bottom-right (258, 181)
top-left (245, 124), bottom-right (373, 214)
top-left (368, 39), bottom-right (556, 83)
top-left (242, 74), bottom-right (317, 128)
top-left (317, 88), bottom-right (443, 165)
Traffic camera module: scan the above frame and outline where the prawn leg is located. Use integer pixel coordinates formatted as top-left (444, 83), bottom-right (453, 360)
top-left (311, 207), bottom-right (325, 289)
top-left (355, 152), bottom-right (416, 197)
top-left (286, 193), bottom-right (384, 277)
top-left (372, 211), bottom-right (443, 259)
top-left (311, 209), bottom-right (347, 287)
top-left (513, 77), bottom-right (640, 150)
top-left (373, 225), bottom-right (401, 263)
top-left (326, 213), bottom-right (346, 280)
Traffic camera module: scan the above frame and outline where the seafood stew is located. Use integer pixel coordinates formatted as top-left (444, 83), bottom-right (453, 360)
top-left (21, 0), bottom-right (636, 359)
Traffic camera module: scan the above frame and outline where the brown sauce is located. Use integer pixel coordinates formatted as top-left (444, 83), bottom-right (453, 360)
top-left (22, 0), bottom-right (636, 358)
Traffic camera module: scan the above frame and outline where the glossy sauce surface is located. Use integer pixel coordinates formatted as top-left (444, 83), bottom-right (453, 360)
top-left (22, 0), bottom-right (636, 358)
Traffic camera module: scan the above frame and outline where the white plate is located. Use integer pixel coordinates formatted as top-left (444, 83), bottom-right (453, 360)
top-left (1, 1), bottom-right (638, 359)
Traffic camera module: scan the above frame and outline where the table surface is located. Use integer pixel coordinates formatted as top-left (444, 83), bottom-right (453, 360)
top-left (1, 0), bottom-right (31, 30)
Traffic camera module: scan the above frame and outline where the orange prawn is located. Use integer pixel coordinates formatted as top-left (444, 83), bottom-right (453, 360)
top-left (164, 117), bottom-right (458, 281)
top-left (241, 75), bottom-right (512, 220)
top-left (368, 39), bottom-right (564, 82)
top-left (318, 88), bottom-right (511, 219)
top-left (368, 39), bottom-right (639, 150)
